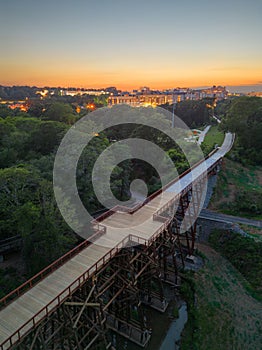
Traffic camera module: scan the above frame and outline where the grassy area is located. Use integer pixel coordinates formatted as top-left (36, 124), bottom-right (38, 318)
top-left (201, 125), bottom-right (224, 154)
top-left (239, 224), bottom-right (262, 242)
top-left (209, 158), bottom-right (262, 219)
top-left (180, 243), bottom-right (262, 350)
top-left (209, 229), bottom-right (262, 300)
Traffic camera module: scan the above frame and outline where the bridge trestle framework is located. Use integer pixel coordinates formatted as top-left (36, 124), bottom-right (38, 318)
top-left (0, 157), bottom-right (224, 350)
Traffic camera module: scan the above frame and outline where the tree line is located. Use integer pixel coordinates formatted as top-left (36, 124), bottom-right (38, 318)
top-left (218, 96), bottom-right (262, 165)
top-left (3, 93), bottom-right (242, 299)
top-left (1, 103), bottom-right (204, 285)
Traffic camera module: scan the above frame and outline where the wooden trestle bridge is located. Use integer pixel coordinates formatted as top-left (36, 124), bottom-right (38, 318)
top-left (0, 133), bottom-right (234, 350)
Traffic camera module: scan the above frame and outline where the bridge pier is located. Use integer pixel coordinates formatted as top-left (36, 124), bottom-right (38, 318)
top-left (14, 286), bottom-right (111, 350)
top-left (8, 182), bottom-right (209, 349)
top-left (10, 230), bottom-right (185, 349)
top-left (0, 135), bottom-right (235, 350)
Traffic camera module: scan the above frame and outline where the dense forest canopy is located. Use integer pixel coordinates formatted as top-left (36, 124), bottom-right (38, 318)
top-left (0, 103), bottom-right (204, 279)
top-left (219, 96), bottom-right (262, 165)
top-left (1, 92), bottom-right (261, 295)
top-left (161, 98), bottom-right (214, 128)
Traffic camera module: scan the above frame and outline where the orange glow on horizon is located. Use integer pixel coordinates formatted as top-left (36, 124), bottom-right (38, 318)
top-left (0, 60), bottom-right (261, 90)
top-left (0, 0), bottom-right (261, 96)
top-left (0, 76), bottom-right (261, 91)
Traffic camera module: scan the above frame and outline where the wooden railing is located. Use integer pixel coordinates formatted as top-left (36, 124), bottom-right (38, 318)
top-left (0, 226), bottom-right (106, 309)
top-left (0, 220), bottom-right (175, 350)
top-left (0, 135), bottom-right (235, 350)
top-left (0, 233), bottom-right (131, 350)
top-left (93, 148), bottom-right (219, 225)
top-left (91, 202), bottom-right (143, 224)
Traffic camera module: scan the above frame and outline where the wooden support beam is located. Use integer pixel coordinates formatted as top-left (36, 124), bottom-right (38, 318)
top-left (103, 285), bottom-right (125, 311)
top-left (73, 284), bottom-right (96, 329)
top-left (65, 302), bottom-right (100, 307)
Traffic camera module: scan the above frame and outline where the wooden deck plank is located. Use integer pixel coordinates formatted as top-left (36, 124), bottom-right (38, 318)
top-left (73, 255), bottom-right (97, 267)
top-left (78, 245), bottom-right (109, 257)
top-left (0, 304), bottom-right (36, 332)
top-left (0, 321), bottom-right (11, 338)
top-left (78, 249), bottom-right (105, 262)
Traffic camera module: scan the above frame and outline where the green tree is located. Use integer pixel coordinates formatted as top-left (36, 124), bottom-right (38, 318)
top-left (0, 166), bottom-right (40, 239)
top-left (28, 100), bottom-right (45, 118)
top-left (0, 165), bottom-right (76, 274)
top-left (43, 102), bottom-right (77, 125)
top-left (26, 121), bottom-right (68, 156)
top-left (0, 105), bottom-right (13, 119)
top-left (221, 96), bottom-right (262, 164)
top-left (167, 99), bottom-right (211, 128)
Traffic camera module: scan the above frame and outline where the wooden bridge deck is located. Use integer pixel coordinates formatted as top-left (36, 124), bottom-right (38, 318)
top-left (0, 133), bottom-right (234, 349)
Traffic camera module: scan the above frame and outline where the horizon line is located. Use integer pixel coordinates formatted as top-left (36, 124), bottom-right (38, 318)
top-left (1, 82), bottom-right (262, 90)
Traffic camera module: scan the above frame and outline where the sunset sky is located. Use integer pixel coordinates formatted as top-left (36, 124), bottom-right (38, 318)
top-left (1, 0), bottom-right (262, 90)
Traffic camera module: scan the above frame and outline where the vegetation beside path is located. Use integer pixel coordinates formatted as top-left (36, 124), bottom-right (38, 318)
top-left (200, 125), bottom-right (224, 155)
top-left (209, 158), bottom-right (262, 220)
top-left (209, 229), bottom-right (262, 300)
top-left (180, 242), bottom-right (262, 350)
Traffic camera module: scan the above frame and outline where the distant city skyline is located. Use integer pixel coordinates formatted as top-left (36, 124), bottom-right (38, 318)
top-left (1, 0), bottom-right (261, 89)
top-left (1, 83), bottom-right (261, 95)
